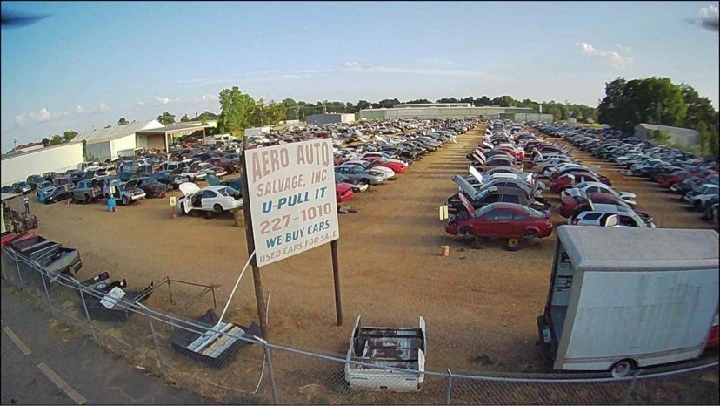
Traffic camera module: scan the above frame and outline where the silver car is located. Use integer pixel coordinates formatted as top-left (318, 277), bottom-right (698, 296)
top-left (334, 165), bottom-right (385, 186)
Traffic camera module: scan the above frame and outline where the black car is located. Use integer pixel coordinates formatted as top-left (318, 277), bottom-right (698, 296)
top-left (136, 177), bottom-right (171, 198)
top-left (151, 171), bottom-right (190, 189)
top-left (1, 186), bottom-right (13, 194)
top-left (42, 184), bottom-right (73, 204)
top-left (26, 174), bottom-right (46, 191)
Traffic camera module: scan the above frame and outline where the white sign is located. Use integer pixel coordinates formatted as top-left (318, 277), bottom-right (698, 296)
top-left (244, 139), bottom-right (339, 267)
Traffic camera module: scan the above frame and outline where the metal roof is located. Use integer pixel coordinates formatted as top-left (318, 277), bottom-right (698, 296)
top-left (557, 226), bottom-right (719, 272)
top-left (637, 124), bottom-right (699, 137)
top-left (136, 123), bottom-right (212, 134)
top-left (74, 119), bottom-right (162, 144)
top-left (1, 192), bottom-right (21, 201)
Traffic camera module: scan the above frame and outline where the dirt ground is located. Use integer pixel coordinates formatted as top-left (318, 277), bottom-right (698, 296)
top-left (17, 125), bottom-right (718, 376)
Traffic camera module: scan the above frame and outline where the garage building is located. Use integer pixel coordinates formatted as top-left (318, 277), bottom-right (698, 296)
top-left (306, 113), bottom-right (356, 125)
top-left (74, 119), bottom-right (164, 161)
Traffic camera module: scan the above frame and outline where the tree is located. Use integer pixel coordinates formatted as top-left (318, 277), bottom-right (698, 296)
top-left (406, 98), bottom-right (432, 105)
top-left (157, 112), bottom-right (176, 125)
top-left (476, 96), bottom-right (491, 106)
top-left (251, 99), bottom-right (286, 126)
top-left (62, 131), bottom-right (78, 142)
top-left (117, 117), bottom-right (128, 126)
top-left (356, 100), bottom-right (371, 110)
top-left (180, 114), bottom-right (190, 122)
top-left (217, 86), bottom-right (255, 135)
top-left (50, 134), bottom-right (63, 145)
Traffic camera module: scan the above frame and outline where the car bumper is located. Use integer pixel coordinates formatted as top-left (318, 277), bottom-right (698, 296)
top-left (337, 191), bottom-right (354, 202)
top-left (131, 193), bottom-right (146, 200)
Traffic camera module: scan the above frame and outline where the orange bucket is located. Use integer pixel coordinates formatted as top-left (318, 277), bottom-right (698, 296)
top-left (441, 246), bottom-right (450, 256)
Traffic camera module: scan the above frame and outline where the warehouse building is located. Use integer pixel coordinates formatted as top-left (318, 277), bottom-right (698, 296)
top-left (1, 142), bottom-right (84, 186)
top-left (634, 124), bottom-right (699, 148)
top-left (358, 105), bottom-right (535, 121)
top-left (306, 113), bottom-right (356, 125)
top-left (74, 119), bottom-right (164, 161)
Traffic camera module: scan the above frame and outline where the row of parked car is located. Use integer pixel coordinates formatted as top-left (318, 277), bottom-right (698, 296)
top-left (556, 126), bottom-right (719, 226)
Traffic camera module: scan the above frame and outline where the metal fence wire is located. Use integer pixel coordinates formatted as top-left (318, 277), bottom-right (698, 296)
top-left (2, 246), bottom-right (719, 405)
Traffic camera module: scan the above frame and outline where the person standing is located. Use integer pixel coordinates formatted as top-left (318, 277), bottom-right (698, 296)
top-left (23, 195), bottom-right (30, 216)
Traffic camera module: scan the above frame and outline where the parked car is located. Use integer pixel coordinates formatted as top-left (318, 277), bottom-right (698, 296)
top-left (177, 183), bottom-right (243, 215)
top-left (11, 181), bottom-right (32, 195)
top-left (41, 184), bottom-right (73, 204)
top-left (151, 170), bottom-right (191, 189)
top-left (207, 157), bottom-right (239, 174)
top-left (334, 165), bottom-right (385, 186)
top-left (568, 211), bottom-right (620, 227)
top-left (445, 200), bottom-right (553, 251)
top-left (567, 182), bottom-right (637, 207)
top-left (341, 160), bottom-right (396, 180)
top-left (550, 172), bottom-right (608, 194)
top-left (106, 179), bottom-right (147, 205)
top-left (335, 182), bottom-right (354, 202)
top-left (26, 174), bottom-right (46, 191)
top-left (136, 177), bottom-right (172, 199)
top-left (683, 184), bottom-right (720, 212)
top-left (334, 173), bottom-right (369, 193)
top-left (70, 179), bottom-right (102, 204)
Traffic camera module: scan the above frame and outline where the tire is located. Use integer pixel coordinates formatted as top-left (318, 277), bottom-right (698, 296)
top-left (213, 204), bottom-right (224, 214)
top-left (505, 238), bottom-right (521, 252)
top-left (84, 194), bottom-right (90, 204)
top-left (160, 193), bottom-right (166, 199)
top-left (610, 359), bottom-right (636, 378)
top-left (359, 179), bottom-right (370, 186)
top-left (459, 227), bottom-right (475, 243)
top-left (122, 196), bottom-right (130, 206)
top-left (522, 230), bottom-right (539, 241)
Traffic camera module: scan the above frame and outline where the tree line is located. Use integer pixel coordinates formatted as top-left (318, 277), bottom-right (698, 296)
top-left (598, 77), bottom-right (719, 157)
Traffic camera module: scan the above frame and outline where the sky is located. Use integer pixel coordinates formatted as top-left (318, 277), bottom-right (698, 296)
top-left (1, 1), bottom-right (718, 152)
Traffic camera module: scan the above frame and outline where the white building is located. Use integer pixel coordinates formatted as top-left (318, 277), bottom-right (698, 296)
top-left (634, 124), bottom-right (699, 148)
top-left (74, 119), bottom-right (164, 161)
top-left (1, 142), bottom-right (84, 186)
top-left (306, 113), bottom-right (356, 125)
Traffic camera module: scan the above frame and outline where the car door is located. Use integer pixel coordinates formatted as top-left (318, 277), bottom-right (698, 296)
top-left (201, 190), bottom-right (218, 211)
top-left (484, 208), bottom-right (515, 238)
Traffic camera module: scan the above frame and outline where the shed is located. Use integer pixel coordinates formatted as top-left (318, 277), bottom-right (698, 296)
top-left (74, 119), bottom-right (164, 161)
top-left (634, 124), bottom-right (699, 148)
top-left (136, 122), bottom-right (214, 149)
top-left (306, 113), bottom-right (356, 125)
top-left (1, 143), bottom-right (84, 186)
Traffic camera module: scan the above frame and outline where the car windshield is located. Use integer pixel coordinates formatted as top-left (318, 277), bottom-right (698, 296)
top-left (522, 206), bottom-right (545, 217)
top-left (219, 187), bottom-right (239, 196)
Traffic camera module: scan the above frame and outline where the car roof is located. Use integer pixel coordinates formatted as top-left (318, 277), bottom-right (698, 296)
top-left (483, 202), bottom-right (525, 211)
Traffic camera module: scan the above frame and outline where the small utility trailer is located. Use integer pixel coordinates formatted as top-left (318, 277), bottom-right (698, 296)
top-left (537, 226), bottom-right (719, 377)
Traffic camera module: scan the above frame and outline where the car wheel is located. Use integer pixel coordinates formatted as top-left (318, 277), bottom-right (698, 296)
top-left (522, 230), bottom-right (539, 241)
top-left (84, 194), bottom-right (90, 204)
top-left (359, 179), bottom-right (370, 186)
top-left (459, 227), bottom-right (475, 243)
top-left (122, 196), bottom-right (130, 206)
top-left (213, 204), bottom-right (224, 214)
top-left (160, 193), bottom-right (166, 199)
top-left (505, 238), bottom-right (521, 252)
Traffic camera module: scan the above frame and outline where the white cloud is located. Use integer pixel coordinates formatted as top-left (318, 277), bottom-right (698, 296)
top-left (577, 42), bottom-right (633, 68)
top-left (75, 105), bottom-right (84, 113)
top-left (340, 61), bottom-right (492, 77)
top-left (154, 96), bottom-right (181, 106)
top-left (97, 103), bottom-right (110, 112)
top-left (136, 101), bottom-right (144, 106)
top-left (201, 94), bottom-right (218, 102)
top-left (616, 44), bottom-right (631, 53)
top-left (696, 4), bottom-right (719, 31)
top-left (15, 108), bottom-right (68, 127)
top-left (418, 58), bottom-right (463, 68)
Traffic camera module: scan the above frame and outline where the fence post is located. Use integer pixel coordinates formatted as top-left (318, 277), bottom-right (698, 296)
top-left (78, 285), bottom-right (98, 343)
top-left (143, 306), bottom-right (167, 377)
top-left (263, 342), bottom-right (279, 405)
top-left (444, 369), bottom-right (453, 405)
top-left (39, 270), bottom-right (54, 315)
top-left (622, 370), bottom-right (642, 405)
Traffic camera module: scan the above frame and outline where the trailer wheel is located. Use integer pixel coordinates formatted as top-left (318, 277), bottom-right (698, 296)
top-left (610, 359), bottom-right (636, 378)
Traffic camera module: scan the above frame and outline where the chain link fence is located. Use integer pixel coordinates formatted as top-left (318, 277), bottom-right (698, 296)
top-left (2, 245), bottom-right (718, 404)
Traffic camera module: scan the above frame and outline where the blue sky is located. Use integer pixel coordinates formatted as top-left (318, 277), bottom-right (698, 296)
top-left (2, 1), bottom-right (718, 151)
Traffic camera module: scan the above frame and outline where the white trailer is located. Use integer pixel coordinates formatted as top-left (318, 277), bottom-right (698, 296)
top-left (537, 226), bottom-right (719, 377)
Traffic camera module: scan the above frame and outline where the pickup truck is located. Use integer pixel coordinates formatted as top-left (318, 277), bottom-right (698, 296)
top-left (344, 315), bottom-right (427, 392)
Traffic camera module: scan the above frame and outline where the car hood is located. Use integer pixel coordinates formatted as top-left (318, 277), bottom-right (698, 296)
top-left (123, 179), bottom-right (139, 190)
top-left (452, 174), bottom-right (478, 198)
top-left (469, 166), bottom-right (484, 184)
top-left (179, 182), bottom-right (201, 196)
top-left (336, 183), bottom-right (353, 193)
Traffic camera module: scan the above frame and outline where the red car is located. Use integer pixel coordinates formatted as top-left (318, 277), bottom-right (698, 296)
top-left (445, 200), bottom-right (553, 244)
top-left (336, 182), bottom-right (354, 202)
top-left (550, 172), bottom-right (603, 194)
top-left (657, 171), bottom-right (691, 189)
top-left (207, 158), bottom-right (239, 173)
top-left (361, 157), bottom-right (408, 174)
top-left (496, 146), bottom-right (525, 161)
top-left (559, 188), bottom-right (589, 218)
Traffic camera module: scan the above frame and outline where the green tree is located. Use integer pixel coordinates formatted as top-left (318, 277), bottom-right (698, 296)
top-left (356, 100), bottom-right (371, 110)
top-left (117, 117), bottom-right (128, 126)
top-left (180, 114), bottom-right (190, 122)
top-left (650, 130), bottom-right (672, 144)
top-left (476, 96), bottom-right (491, 106)
top-left (50, 134), bottom-right (63, 145)
top-left (157, 112), bottom-right (176, 125)
top-left (251, 99), bottom-right (286, 126)
top-left (62, 131), bottom-right (78, 142)
top-left (217, 86), bottom-right (255, 135)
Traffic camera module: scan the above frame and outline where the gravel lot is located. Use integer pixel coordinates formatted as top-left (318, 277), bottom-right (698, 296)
top-left (18, 125), bottom-right (716, 375)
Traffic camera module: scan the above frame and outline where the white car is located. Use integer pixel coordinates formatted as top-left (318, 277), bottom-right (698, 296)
top-left (567, 182), bottom-right (637, 207)
top-left (177, 183), bottom-right (243, 215)
top-left (569, 211), bottom-right (620, 227)
top-left (341, 160), bottom-right (396, 180)
top-left (570, 202), bottom-right (653, 228)
top-left (683, 184), bottom-right (720, 211)
top-left (533, 156), bottom-right (575, 170)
